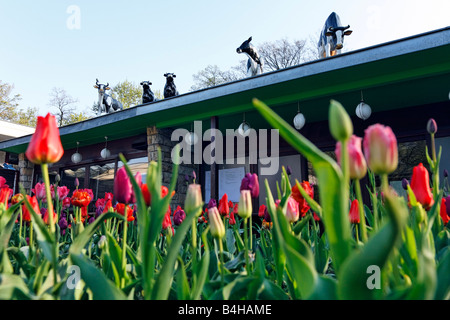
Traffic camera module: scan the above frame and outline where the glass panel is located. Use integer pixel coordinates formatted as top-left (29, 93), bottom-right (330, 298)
top-left (61, 166), bottom-right (86, 194)
top-left (88, 162), bottom-right (115, 200)
top-left (118, 157), bottom-right (149, 182)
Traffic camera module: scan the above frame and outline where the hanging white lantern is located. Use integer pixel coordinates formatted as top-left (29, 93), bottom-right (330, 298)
top-left (101, 136), bottom-right (110, 159)
top-left (356, 91), bottom-right (372, 120)
top-left (71, 152), bottom-right (82, 164)
top-left (293, 112), bottom-right (305, 130)
top-left (100, 148), bottom-right (110, 159)
top-left (71, 142), bottom-right (82, 164)
top-left (238, 120), bottom-right (251, 137)
top-left (356, 101), bottom-right (372, 120)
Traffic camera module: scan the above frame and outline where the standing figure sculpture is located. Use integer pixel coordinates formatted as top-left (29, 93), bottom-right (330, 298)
top-left (93, 79), bottom-right (123, 115)
top-left (163, 73), bottom-right (179, 99)
top-left (318, 12), bottom-right (352, 58)
top-left (236, 36), bottom-right (263, 77)
top-left (140, 81), bottom-right (157, 104)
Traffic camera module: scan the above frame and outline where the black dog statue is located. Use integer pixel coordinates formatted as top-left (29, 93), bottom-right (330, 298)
top-left (140, 81), bottom-right (157, 104)
top-left (163, 73), bottom-right (179, 99)
top-left (236, 36), bottom-right (263, 77)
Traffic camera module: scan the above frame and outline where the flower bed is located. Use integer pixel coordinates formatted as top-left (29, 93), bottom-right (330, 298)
top-left (0, 100), bottom-right (448, 300)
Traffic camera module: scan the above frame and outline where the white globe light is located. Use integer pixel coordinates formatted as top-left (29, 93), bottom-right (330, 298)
top-left (71, 152), bottom-right (82, 164)
top-left (356, 101), bottom-right (372, 120)
top-left (185, 131), bottom-right (198, 145)
top-left (238, 121), bottom-right (251, 137)
top-left (293, 112), bottom-right (305, 130)
top-left (100, 148), bottom-right (111, 159)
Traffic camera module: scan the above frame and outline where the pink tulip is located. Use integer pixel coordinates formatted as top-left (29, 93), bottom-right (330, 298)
top-left (57, 186), bottom-right (70, 200)
top-left (363, 124), bottom-right (398, 174)
top-left (32, 182), bottom-right (46, 201)
top-left (336, 135), bottom-right (367, 180)
top-left (240, 173), bottom-right (260, 198)
top-left (114, 167), bottom-right (133, 204)
top-left (285, 196), bottom-right (300, 223)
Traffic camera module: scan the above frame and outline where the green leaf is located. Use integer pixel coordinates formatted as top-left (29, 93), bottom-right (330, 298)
top-left (435, 247), bottom-right (450, 299)
top-left (191, 227), bottom-right (210, 300)
top-left (176, 257), bottom-right (190, 300)
top-left (69, 212), bottom-right (123, 256)
top-left (0, 274), bottom-right (31, 300)
top-left (151, 204), bottom-right (203, 300)
top-left (253, 98), bottom-right (352, 273)
top-left (338, 191), bottom-right (408, 299)
top-left (70, 253), bottom-right (127, 300)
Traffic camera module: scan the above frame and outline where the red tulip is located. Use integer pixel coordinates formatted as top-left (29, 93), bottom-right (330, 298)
top-left (43, 208), bottom-right (57, 225)
top-left (0, 187), bottom-right (12, 209)
top-left (291, 181), bottom-right (314, 215)
top-left (218, 193), bottom-right (229, 217)
top-left (115, 203), bottom-right (134, 222)
top-left (336, 135), bottom-right (367, 180)
top-left (162, 206), bottom-right (172, 230)
top-left (22, 195), bottom-right (40, 222)
top-left (410, 163), bottom-right (434, 210)
top-left (349, 199), bottom-right (360, 224)
top-left (440, 197), bottom-right (449, 225)
top-left (363, 124), bottom-right (398, 174)
top-left (71, 190), bottom-right (92, 207)
top-left (229, 210), bottom-right (236, 225)
top-left (258, 204), bottom-right (267, 218)
top-left (25, 113), bottom-right (64, 164)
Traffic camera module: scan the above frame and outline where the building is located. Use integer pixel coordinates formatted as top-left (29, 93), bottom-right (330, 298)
top-left (0, 120), bottom-right (35, 193)
top-left (1, 27), bottom-right (450, 210)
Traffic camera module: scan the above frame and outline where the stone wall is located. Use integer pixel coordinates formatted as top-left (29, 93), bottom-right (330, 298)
top-left (147, 126), bottom-right (198, 211)
top-left (18, 153), bottom-right (35, 194)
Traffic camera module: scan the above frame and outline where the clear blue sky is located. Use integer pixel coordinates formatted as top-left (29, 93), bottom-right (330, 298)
top-left (1, 0), bottom-right (449, 119)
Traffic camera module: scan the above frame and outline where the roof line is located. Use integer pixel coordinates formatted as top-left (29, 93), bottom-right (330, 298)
top-left (1, 26), bottom-right (450, 152)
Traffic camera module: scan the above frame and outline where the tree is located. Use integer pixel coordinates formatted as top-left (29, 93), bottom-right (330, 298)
top-left (0, 81), bottom-right (21, 122)
top-left (48, 87), bottom-right (79, 127)
top-left (15, 107), bottom-right (38, 127)
top-left (258, 38), bottom-right (315, 71)
top-left (111, 80), bottom-right (142, 109)
top-left (62, 111), bottom-right (92, 126)
top-left (190, 65), bottom-right (245, 91)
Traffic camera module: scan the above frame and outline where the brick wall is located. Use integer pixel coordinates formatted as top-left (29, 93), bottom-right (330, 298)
top-left (18, 153), bottom-right (34, 194)
top-left (147, 126), bottom-right (198, 211)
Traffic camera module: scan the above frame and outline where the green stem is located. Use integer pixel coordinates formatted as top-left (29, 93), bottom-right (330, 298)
top-left (40, 163), bottom-right (57, 285)
top-left (121, 212), bottom-right (128, 289)
top-left (218, 238), bottom-right (225, 288)
top-left (354, 179), bottom-right (368, 242)
top-left (41, 164), bottom-right (55, 234)
top-left (355, 223), bottom-right (360, 243)
top-left (18, 206), bottom-right (23, 246)
top-left (244, 218), bottom-right (250, 274)
top-left (249, 214), bottom-right (253, 251)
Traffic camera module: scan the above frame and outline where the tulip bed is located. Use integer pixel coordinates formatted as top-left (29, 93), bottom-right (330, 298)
top-left (0, 99), bottom-right (449, 300)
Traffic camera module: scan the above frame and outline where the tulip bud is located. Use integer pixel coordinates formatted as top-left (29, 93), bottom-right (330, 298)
top-left (114, 167), bottom-right (133, 204)
top-left (173, 206), bottom-right (186, 226)
top-left (285, 196), bottom-right (300, 223)
top-left (363, 124), bottom-right (398, 174)
top-left (329, 99), bottom-right (353, 142)
top-left (55, 174), bottom-right (61, 183)
top-left (208, 206), bottom-right (225, 239)
top-left (184, 184), bottom-right (202, 214)
top-left (240, 173), bottom-right (260, 198)
top-left (98, 235), bottom-right (107, 249)
top-left (410, 163), bottom-right (434, 210)
top-left (444, 169), bottom-right (448, 178)
top-left (75, 178), bottom-right (79, 188)
top-left (427, 118), bottom-right (437, 135)
top-left (335, 135), bottom-right (367, 180)
top-left (238, 190), bottom-right (252, 219)
top-left (207, 198), bottom-right (217, 209)
top-left (401, 178), bottom-right (409, 191)
top-left (349, 199), bottom-right (360, 224)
